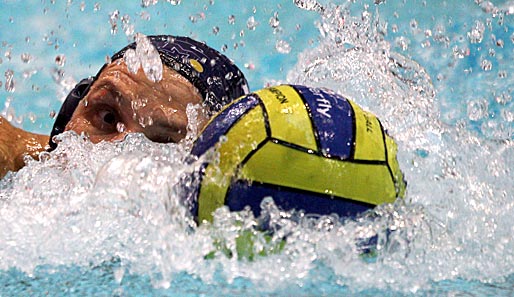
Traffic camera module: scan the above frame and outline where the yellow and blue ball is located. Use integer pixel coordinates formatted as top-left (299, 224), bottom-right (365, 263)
top-left (191, 85), bottom-right (406, 223)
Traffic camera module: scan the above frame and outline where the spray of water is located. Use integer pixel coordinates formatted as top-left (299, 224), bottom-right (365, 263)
top-left (0, 0), bottom-right (513, 294)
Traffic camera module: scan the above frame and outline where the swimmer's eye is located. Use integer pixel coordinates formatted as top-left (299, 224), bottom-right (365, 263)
top-left (100, 110), bottom-right (116, 125)
top-left (93, 107), bottom-right (121, 133)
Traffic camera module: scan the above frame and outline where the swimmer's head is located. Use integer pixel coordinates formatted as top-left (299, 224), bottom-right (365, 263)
top-left (49, 35), bottom-right (249, 150)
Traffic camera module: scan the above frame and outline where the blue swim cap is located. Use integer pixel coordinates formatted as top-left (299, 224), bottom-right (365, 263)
top-left (49, 35), bottom-right (249, 150)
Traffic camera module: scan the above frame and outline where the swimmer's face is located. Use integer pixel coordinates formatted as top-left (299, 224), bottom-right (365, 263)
top-left (65, 61), bottom-right (206, 143)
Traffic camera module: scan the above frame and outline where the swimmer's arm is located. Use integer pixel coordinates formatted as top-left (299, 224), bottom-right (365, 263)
top-left (0, 117), bottom-right (49, 178)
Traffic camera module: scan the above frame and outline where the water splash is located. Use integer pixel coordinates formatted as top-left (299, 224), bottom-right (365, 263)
top-left (0, 0), bottom-right (513, 295)
top-left (123, 33), bottom-right (163, 82)
top-left (286, 0), bottom-right (514, 292)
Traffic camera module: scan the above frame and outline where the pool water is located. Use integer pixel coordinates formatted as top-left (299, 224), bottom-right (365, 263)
top-left (0, 0), bottom-right (513, 295)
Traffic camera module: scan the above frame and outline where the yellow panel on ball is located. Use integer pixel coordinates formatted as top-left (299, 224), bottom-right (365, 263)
top-left (254, 85), bottom-right (318, 152)
top-left (197, 105), bottom-right (268, 222)
top-left (347, 99), bottom-right (386, 162)
top-left (239, 141), bottom-right (398, 206)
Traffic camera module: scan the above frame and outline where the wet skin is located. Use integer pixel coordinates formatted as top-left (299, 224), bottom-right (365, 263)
top-left (0, 60), bottom-right (207, 177)
top-left (66, 60), bottom-right (205, 144)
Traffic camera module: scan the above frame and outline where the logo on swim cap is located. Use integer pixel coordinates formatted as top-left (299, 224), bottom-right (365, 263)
top-left (189, 59), bottom-right (204, 73)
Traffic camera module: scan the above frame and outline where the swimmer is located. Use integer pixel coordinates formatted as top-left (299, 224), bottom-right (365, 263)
top-left (0, 35), bottom-right (249, 178)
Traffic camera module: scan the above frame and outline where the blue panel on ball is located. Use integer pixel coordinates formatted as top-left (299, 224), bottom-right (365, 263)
top-left (191, 94), bottom-right (260, 156)
top-left (292, 85), bottom-right (355, 159)
top-left (225, 180), bottom-right (373, 219)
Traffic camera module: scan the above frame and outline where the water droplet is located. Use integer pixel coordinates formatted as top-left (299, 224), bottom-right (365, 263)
top-left (395, 36), bottom-right (411, 51)
top-left (55, 54), bottom-right (66, 67)
top-left (93, 2), bottom-right (101, 11)
top-left (116, 122), bottom-right (126, 133)
top-left (27, 112), bottom-right (37, 123)
top-left (140, 11), bottom-right (151, 21)
top-left (23, 69), bottom-right (37, 79)
top-left (467, 20), bottom-right (485, 43)
top-left (495, 92), bottom-right (511, 104)
top-left (224, 72), bottom-right (233, 80)
top-left (246, 16), bottom-right (258, 30)
top-left (467, 99), bottom-right (489, 121)
top-left (20, 53), bottom-right (32, 63)
top-left (501, 109), bottom-right (514, 122)
top-left (269, 12), bottom-right (280, 28)
top-left (421, 40), bottom-right (431, 48)
top-left (410, 19), bottom-right (418, 30)
top-left (212, 26), bottom-right (219, 35)
top-left (293, 0), bottom-right (323, 12)
top-left (122, 14), bottom-right (134, 37)
top-left (480, 59), bottom-right (492, 71)
top-left (4, 49), bottom-right (12, 61)
top-left (124, 49), bottom-right (140, 74)
top-left (166, 0), bottom-right (181, 5)
top-left (4, 69), bottom-right (15, 93)
top-left (79, 2), bottom-right (85, 11)
top-left (275, 40), bottom-right (291, 54)
top-left (141, 0), bottom-right (158, 7)
top-left (452, 46), bottom-right (466, 59)
top-left (49, 110), bottom-right (56, 118)
top-left (228, 14), bottom-right (235, 25)
top-left (109, 10), bottom-right (119, 35)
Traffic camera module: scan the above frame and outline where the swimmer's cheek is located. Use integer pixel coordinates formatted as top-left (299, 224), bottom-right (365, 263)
top-left (64, 118), bottom-right (107, 143)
